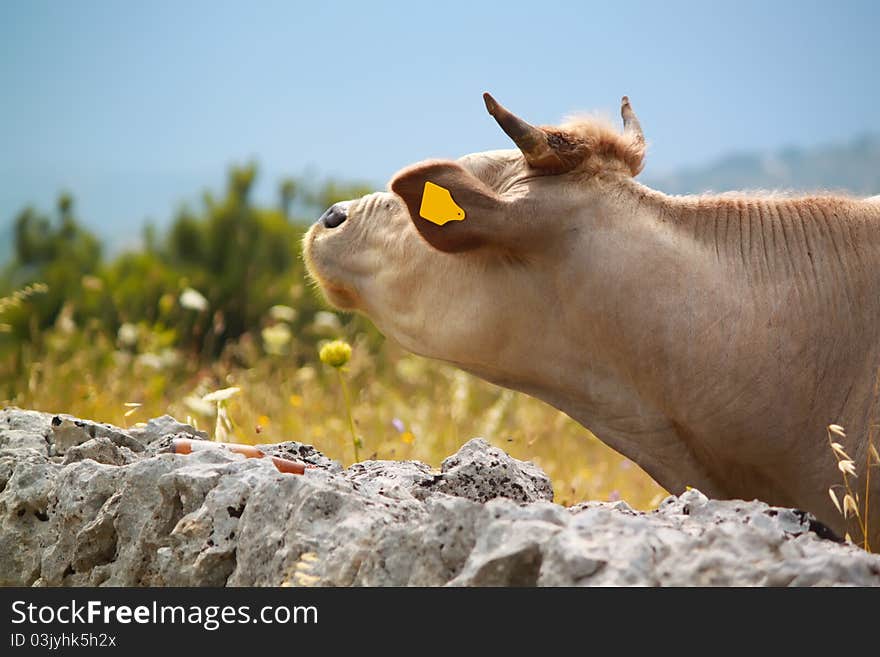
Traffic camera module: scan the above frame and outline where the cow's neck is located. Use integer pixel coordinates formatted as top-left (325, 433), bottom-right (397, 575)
top-left (464, 179), bottom-right (880, 503)
top-left (642, 182), bottom-right (880, 309)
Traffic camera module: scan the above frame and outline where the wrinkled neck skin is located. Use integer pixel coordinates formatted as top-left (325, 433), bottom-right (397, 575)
top-left (377, 176), bottom-right (880, 542)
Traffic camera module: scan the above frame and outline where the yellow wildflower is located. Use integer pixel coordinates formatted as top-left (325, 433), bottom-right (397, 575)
top-left (319, 340), bottom-right (351, 368)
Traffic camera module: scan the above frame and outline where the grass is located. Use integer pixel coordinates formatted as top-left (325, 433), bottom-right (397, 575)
top-left (6, 286), bottom-right (880, 546)
top-left (0, 315), bottom-right (666, 510)
top-left (7, 288), bottom-right (880, 538)
top-left (827, 422), bottom-right (880, 553)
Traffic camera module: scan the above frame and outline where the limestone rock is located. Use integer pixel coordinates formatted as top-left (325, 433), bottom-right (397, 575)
top-left (1, 407), bottom-right (878, 587)
top-left (433, 438), bottom-right (554, 504)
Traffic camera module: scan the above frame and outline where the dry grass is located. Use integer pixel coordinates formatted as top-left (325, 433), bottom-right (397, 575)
top-left (2, 322), bottom-right (666, 510)
top-left (8, 285), bottom-right (880, 547)
top-left (827, 421), bottom-right (880, 553)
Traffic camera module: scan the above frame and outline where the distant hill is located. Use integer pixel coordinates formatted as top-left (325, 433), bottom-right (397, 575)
top-left (645, 134), bottom-right (880, 196)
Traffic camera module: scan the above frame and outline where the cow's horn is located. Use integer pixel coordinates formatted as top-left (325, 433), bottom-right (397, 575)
top-left (621, 96), bottom-right (645, 147)
top-left (483, 92), bottom-right (559, 169)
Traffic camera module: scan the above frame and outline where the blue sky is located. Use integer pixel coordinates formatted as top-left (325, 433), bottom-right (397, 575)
top-left (1, 0), bottom-right (878, 242)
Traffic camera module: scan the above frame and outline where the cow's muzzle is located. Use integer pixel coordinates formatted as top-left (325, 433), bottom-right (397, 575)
top-left (318, 202), bottom-right (349, 229)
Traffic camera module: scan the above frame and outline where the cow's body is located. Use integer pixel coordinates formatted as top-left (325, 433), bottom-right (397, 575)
top-left (304, 94), bottom-right (880, 547)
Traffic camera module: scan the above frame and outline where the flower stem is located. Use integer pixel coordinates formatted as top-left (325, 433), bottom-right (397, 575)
top-left (337, 368), bottom-right (359, 462)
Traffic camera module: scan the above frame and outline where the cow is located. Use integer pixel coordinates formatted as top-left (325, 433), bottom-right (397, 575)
top-left (303, 93), bottom-right (880, 547)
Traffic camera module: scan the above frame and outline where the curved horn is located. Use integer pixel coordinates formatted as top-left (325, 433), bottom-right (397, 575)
top-left (483, 92), bottom-right (559, 169)
top-left (621, 96), bottom-right (645, 146)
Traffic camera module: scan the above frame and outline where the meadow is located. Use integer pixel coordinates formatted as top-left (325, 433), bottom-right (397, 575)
top-left (0, 167), bottom-right (666, 510)
top-left (2, 301), bottom-right (666, 509)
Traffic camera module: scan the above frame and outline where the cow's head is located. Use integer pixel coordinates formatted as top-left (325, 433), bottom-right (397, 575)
top-left (303, 94), bottom-right (647, 381)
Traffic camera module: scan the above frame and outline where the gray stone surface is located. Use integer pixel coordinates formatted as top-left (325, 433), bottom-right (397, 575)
top-left (1, 407), bottom-right (879, 587)
top-left (434, 438), bottom-right (554, 504)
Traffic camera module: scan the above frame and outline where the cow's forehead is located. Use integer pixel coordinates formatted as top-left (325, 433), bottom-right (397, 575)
top-left (456, 148), bottom-right (525, 185)
top-left (456, 148), bottom-right (521, 169)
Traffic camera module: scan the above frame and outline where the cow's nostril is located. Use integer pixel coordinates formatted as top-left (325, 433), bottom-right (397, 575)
top-left (319, 204), bottom-right (348, 229)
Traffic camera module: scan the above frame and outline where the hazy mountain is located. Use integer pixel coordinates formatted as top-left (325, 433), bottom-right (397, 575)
top-left (644, 134), bottom-right (880, 196)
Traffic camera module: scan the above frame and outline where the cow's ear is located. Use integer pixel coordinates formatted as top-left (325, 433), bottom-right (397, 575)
top-left (390, 160), bottom-right (508, 253)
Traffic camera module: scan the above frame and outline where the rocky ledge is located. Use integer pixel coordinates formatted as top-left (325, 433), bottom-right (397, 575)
top-left (1, 407), bottom-right (879, 586)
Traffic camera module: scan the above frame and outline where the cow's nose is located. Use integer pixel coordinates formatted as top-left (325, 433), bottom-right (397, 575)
top-left (319, 204), bottom-right (347, 229)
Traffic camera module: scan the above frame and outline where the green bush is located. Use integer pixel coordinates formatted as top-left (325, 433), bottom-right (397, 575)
top-left (0, 164), bottom-right (375, 371)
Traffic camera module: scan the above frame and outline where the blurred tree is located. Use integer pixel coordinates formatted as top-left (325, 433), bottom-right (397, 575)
top-left (279, 178), bottom-right (297, 218)
top-left (1, 166), bottom-right (379, 362)
top-left (4, 193), bottom-right (102, 341)
top-left (157, 163), bottom-right (312, 356)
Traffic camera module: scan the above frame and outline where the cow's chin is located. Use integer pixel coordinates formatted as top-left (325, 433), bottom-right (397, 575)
top-left (317, 279), bottom-right (360, 310)
top-left (302, 231), bottom-right (362, 311)
top-left (305, 261), bottom-right (361, 311)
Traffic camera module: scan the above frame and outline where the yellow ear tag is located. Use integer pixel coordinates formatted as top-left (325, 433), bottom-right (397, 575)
top-left (419, 181), bottom-right (466, 226)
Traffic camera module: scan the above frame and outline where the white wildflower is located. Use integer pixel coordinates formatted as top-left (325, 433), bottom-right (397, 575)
top-left (202, 386), bottom-right (240, 403)
top-left (262, 324), bottom-right (292, 355)
top-left (117, 322), bottom-right (139, 348)
top-left (179, 287), bottom-right (208, 312)
top-left (311, 311), bottom-right (342, 336)
top-left (183, 396), bottom-right (215, 417)
top-left (269, 305), bottom-right (297, 323)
